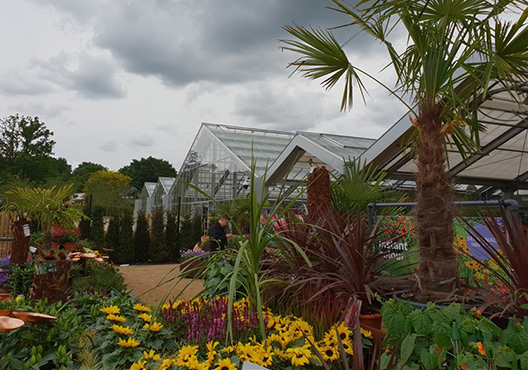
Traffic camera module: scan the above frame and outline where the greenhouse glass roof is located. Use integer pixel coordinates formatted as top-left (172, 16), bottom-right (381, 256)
top-left (360, 85), bottom-right (528, 193)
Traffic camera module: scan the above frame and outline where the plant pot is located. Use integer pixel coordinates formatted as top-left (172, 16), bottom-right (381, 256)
top-left (180, 259), bottom-right (206, 279)
top-left (30, 259), bottom-right (71, 304)
top-left (63, 242), bottom-right (76, 252)
top-left (0, 292), bottom-right (10, 301)
top-left (359, 313), bottom-right (383, 330)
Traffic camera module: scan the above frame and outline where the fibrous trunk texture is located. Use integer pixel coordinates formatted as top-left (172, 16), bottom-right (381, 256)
top-left (30, 260), bottom-right (71, 304)
top-left (10, 218), bottom-right (30, 265)
top-left (416, 104), bottom-right (458, 298)
top-left (307, 166), bottom-right (332, 215)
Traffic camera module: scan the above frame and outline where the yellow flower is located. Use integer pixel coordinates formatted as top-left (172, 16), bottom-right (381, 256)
top-left (334, 322), bottom-right (352, 341)
top-left (266, 333), bottom-right (282, 347)
top-left (117, 337), bottom-right (140, 347)
top-left (342, 339), bottom-right (354, 356)
top-left (111, 324), bottom-right (134, 335)
top-left (139, 313), bottom-right (152, 322)
top-left (143, 322), bottom-right (163, 332)
top-left (207, 341), bottom-right (219, 352)
top-left (142, 349), bottom-right (161, 361)
top-left (221, 345), bottom-right (236, 355)
top-left (107, 314), bottom-right (126, 323)
top-left (176, 345), bottom-right (199, 367)
top-left (133, 303), bottom-right (152, 312)
top-left (130, 360), bottom-right (146, 370)
top-left (100, 305), bottom-right (120, 315)
top-left (286, 344), bottom-right (312, 367)
top-left (213, 358), bottom-right (237, 370)
top-left (320, 345), bottom-right (339, 362)
top-left (154, 359), bottom-right (175, 370)
top-left (360, 327), bottom-right (373, 339)
top-left (255, 346), bottom-right (274, 367)
top-left (477, 342), bottom-right (486, 356)
top-left (237, 342), bottom-right (257, 363)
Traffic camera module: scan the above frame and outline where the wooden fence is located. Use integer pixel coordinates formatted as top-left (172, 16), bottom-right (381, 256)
top-left (0, 212), bottom-right (15, 259)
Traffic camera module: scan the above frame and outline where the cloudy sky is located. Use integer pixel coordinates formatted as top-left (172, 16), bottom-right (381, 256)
top-left (0, 0), bottom-right (407, 171)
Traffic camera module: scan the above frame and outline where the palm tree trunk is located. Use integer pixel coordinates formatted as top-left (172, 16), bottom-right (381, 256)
top-left (416, 104), bottom-right (458, 298)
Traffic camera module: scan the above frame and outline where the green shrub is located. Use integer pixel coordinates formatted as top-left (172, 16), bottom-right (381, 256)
top-left (202, 248), bottom-right (247, 299)
top-left (134, 210), bottom-right (150, 262)
top-left (70, 262), bottom-right (125, 294)
top-left (149, 206), bottom-right (169, 262)
top-left (166, 210), bottom-right (180, 262)
top-left (90, 206), bottom-right (105, 250)
top-left (105, 216), bottom-right (120, 256)
top-left (118, 211), bottom-right (135, 264)
top-left (8, 261), bottom-right (35, 297)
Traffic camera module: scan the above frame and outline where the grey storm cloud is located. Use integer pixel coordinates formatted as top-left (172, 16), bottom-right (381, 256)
top-left (33, 52), bottom-right (126, 99)
top-left (234, 81), bottom-right (340, 131)
top-left (39, 0), bottom-right (376, 88)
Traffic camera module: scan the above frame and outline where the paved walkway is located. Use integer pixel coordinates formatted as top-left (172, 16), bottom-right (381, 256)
top-left (118, 264), bottom-right (204, 307)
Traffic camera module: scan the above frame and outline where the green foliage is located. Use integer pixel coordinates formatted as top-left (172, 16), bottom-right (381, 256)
top-left (71, 162), bottom-right (107, 192)
top-left (70, 262), bottom-right (125, 294)
top-left (3, 183), bottom-right (84, 235)
top-left (106, 216), bottom-right (120, 259)
top-left (381, 299), bottom-right (528, 369)
top-left (0, 298), bottom-right (83, 369)
top-left (78, 202), bottom-right (91, 240)
top-left (0, 114), bottom-right (55, 165)
top-left (331, 158), bottom-right (397, 215)
top-left (134, 210), bottom-right (150, 262)
top-left (202, 248), bottom-right (248, 300)
top-left (119, 156), bottom-right (177, 190)
top-left (8, 261), bottom-right (35, 297)
top-left (215, 197), bottom-right (251, 234)
top-left (177, 213), bottom-right (203, 252)
top-left (118, 211), bottom-right (135, 264)
top-left (9, 154), bottom-right (71, 185)
top-left (165, 210), bottom-right (180, 262)
top-left (84, 170), bottom-right (131, 212)
top-left (150, 206), bottom-right (169, 263)
top-left (89, 206), bottom-right (105, 250)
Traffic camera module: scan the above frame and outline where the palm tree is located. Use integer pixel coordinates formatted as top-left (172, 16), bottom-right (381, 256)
top-left (281, 0), bottom-right (528, 299)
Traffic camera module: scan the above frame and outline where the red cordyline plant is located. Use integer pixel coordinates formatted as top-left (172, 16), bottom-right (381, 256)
top-left (458, 210), bottom-right (528, 319)
top-left (266, 210), bottom-right (413, 318)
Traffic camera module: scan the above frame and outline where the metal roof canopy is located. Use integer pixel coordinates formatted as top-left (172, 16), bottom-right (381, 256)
top-left (360, 85), bottom-right (528, 192)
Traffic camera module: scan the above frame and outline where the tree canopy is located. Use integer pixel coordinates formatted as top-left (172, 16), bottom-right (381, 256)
top-left (71, 162), bottom-right (108, 192)
top-left (84, 170), bottom-right (132, 211)
top-left (119, 156), bottom-right (177, 190)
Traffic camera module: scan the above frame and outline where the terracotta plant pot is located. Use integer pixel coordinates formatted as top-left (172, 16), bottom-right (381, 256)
top-left (11, 311), bottom-right (57, 324)
top-left (0, 292), bottom-right (10, 301)
top-left (63, 242), bottom-right (76, 252)
top-left (359, 313), bottom-right (383, 330)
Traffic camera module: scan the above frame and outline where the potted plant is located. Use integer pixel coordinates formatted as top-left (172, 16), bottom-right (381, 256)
top-left (52, 226), bottom-right (81, 251)
top-left (179, 249), bottom-right (210, 279)
top-left (272, 210), bottom-right (412, 330)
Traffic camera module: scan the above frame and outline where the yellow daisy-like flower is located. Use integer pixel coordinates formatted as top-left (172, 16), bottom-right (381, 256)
top-left (138, 313), bottom-right (152, 322)
top-left (207, 341), bottom-right (220, 352)
top-left (214, 358), bottom-right (237, 370)
top-left (221, 345), bottom-right (236, 355)
top-left (194, 362), bottom-right (211, 370)
top-left (274, 348), bottom-right (289, 360)
top-left (176, 345), bottom-right (199, 367)
top-left (133, 303), bottom-right (152, 312)
top-left (342, 339), bottom-right (354, 356)
top-left (360, 327), bottom-right (373, 339)
top-left (255, 346), bottom-right (274, 367)
top-left (106, 314), bottom-right (126, 323)
top-left (144, 322), bottom-right (163, 332)
top-left (237, 342), bottom-right (257, 363)
top-left (154, 359), bottom-right (175, 370)
top-left (266, 333), bottom-right (282, 347)
top-left (142, 349), bottom-right (161, 361)
top-left (286, 344), bottom-right (312, 367)
top-left (334, 322), bottom-right (352, 341)
top-left (323, 331), bottom-right (337, 347)
top-left (130, 359), bottom-right (146, 370)
top-left (320, 345), bottom-right (339, 361)
top-left (100, 305), bottom-right (120, 315)
top-left (111, 324), bottom-right (134, 336)
top-left (117, 337), bottom-right (140, 348)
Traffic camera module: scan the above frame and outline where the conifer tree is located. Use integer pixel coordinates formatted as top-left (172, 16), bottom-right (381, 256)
top-left (166, 210), bottom-right (179, 262)
top-left (134, 210), bottom-right (150, 262)
top-left (90, 206), bottom-right (105, 250)
top-left (106, 215), bottom-right (120, 260)
top-left (150, 206), bottom-right (169, 262)
top-left (118, 211), bottom-right (135, 264)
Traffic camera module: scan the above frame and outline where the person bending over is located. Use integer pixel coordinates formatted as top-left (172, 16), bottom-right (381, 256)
top-left (207, 215), bottom-right (232, 251)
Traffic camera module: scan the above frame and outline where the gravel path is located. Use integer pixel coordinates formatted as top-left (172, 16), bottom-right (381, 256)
top-left (117, 264), bottom-right (204, 307)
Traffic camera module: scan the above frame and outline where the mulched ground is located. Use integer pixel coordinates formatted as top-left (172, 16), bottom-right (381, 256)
top-left (117, 264), bottom-right (204, 307)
